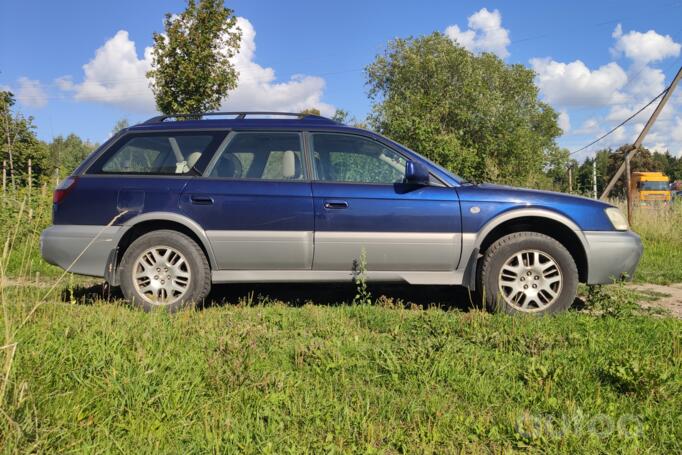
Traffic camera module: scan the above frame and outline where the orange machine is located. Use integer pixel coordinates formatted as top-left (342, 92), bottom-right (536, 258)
top-left (630, 172), bottom-right (671, 205)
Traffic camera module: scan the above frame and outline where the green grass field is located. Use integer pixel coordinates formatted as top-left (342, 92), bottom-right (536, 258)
top-left (1, 286), bottom-right (681, 453)
top-left (1, 191), bottom-right (681, 452)
top-left (630, 203), bottom-right (682, 284)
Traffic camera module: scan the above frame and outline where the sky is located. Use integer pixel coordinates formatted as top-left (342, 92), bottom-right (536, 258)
top-left (1, 0), bottom-right (682, 160)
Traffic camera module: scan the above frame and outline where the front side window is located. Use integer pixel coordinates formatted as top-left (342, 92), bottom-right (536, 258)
top-left (95, 133), bottom-right (221, 175)
top-left (208, 132), bottom-right (305, 180)
top-left (311, 133), bottom-right (407, 184)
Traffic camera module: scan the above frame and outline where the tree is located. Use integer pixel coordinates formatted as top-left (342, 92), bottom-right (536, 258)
top-left (543, 146), bottom-right (573, 191)
top-left (299, 108), bottom-right (321, 116)
top-left (365, 33), bottom-right (561, 186)
top-left (330, 108), bottom-right (367, 129)
top-left (111, 118), bottom-right (129, 136)
top-left (1, 90), bottom-right (50, 186)
top-left (147, 0), bottom-right (241, 115)
top-left (48, 134), bottom-right (98, 178)
top-left (605, 146), bottom-right (662, 197)
top-left (575, 149), bottom-right (610, 196)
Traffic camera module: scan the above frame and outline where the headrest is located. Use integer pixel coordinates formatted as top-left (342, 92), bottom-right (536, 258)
top-left (186, 151), bottom-right (202, 168)
top-left (282, 151), bottom-right (296, 179)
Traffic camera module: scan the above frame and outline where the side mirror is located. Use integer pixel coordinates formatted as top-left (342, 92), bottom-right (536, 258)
top-left (404, 160), bottom-right (430, 186)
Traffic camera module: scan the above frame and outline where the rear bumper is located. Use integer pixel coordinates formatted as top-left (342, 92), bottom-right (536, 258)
top-left (584, 230), bottom-right (643, 284)
top-left (40, 225), bottom-right (122, 277)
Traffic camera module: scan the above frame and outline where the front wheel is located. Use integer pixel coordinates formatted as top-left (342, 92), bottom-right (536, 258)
top-left (119, 230), bottom-right (211, 312)
top-left (478, 232), bottom-right (578, 314)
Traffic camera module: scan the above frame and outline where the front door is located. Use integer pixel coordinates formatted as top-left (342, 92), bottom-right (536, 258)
top-left (309, 132), bottom-right (461, 272)
top-left (180, 131), bottom-right (314, 270)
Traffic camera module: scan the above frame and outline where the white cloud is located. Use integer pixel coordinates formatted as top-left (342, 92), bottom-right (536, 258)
top-left (55, 76), bottom-right (75, 91)
top-left (557, 110), bottom-right (570, 132)
top-left (221, 18), bottom-right (334, 115)
top-left (59, 17), bottom-right (333, 115)
top-left (574, 118), bottom-right (601, 136)
top-left (612, 24), bottom-right (681, 65)
top-left (445, 8), bottom-right (510, 58)
top-left (14, 77), bottom-right (48, 108)
top-left (59, 30), bottom-right (154, 111)
top-left (624, 65), bottom-right (666, 100)
top-left (530, 58), bottom-right (628, 107)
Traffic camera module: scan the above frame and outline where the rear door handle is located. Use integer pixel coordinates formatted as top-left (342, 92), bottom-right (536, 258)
top-left (324, 200), bottom-right (348, 209)
top-left (190, 195), bottom-right (214, 205)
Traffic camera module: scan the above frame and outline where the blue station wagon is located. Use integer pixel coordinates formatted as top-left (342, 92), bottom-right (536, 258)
top-left (41, 112), bottom-right (643, 314)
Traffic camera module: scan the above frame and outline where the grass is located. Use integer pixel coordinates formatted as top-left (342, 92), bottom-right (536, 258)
top-left (1, 188), bottom-right (681, 452)
top-left (1, 289), bottom-right (681, 453)
top-left (630, 203), bottom-right (682, 284)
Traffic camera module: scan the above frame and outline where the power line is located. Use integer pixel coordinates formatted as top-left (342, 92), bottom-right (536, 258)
top-left (569, 88), bottom-right (668, 155)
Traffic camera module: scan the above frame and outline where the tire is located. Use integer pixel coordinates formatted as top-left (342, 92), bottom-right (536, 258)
top-left (119, 230), bottom-right (211, 312)
top-left (477, 232), bottom-right (578, 315)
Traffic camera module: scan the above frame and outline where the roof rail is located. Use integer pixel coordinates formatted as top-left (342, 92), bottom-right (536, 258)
top-left (143, 111), bottom-right (337, 124)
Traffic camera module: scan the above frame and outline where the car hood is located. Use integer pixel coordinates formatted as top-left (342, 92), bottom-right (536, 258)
top-left (455, 183), bottom-right (617, 231)
top-left (458, 183), bottom-right (612, 208)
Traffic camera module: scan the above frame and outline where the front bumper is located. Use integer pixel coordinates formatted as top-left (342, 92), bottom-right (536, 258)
top-left (583, 230), bottom-right (643, 284)
top-left (40, 225), bottom-right (122, 277)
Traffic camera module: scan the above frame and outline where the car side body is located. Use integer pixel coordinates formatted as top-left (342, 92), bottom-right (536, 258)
top-left (41, 113), bottom-right (643, 313)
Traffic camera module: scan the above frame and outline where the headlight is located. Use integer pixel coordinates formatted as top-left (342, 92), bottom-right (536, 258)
top-left (605, 207), bottom-right (628, 231)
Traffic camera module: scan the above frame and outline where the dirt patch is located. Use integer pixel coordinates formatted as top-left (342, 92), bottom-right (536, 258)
top-left (629, 283), bottom-right (682, 318)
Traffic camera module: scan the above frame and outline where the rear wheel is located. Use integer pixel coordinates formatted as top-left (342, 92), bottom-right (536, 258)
top-left (119, 230), bottom-right (210, 312)
top-left (478, 232), bottom-right (578, 314)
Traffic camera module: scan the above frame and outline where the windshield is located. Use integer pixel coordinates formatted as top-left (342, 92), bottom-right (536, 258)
top-left (639, 181), bottom-right (669, 191)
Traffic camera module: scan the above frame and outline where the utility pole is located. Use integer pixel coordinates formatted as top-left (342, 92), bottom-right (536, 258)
top-left (568, 166), bottom-right (573, 193)
top-left (625, 154), bottom-right (632, 225)
top-left (592, 159), bottom-right (597, 199)
top-left (601, 66), bottom-right (682, 218)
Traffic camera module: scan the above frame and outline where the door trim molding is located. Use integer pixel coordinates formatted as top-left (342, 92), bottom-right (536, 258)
top-left (212, 269), bottom-right (463, 285)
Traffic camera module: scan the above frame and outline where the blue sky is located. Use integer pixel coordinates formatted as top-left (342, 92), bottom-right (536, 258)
top-left (2, 0), bottom-right (682, 158)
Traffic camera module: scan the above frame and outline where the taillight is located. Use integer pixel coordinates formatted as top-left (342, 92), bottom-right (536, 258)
top-left (53, 176), bottom-right (78, 204)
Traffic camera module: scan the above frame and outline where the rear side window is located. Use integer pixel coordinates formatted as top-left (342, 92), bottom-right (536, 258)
top-left (207, 132), bottom-right (305, 180)
top-left (92, 133), bottom-right (223, 175)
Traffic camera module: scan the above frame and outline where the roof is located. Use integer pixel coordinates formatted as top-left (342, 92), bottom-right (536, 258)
top-left (130, 111), bottom-right (346, 132)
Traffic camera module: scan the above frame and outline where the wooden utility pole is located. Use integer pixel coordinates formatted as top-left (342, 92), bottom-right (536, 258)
top-left (568, 166), bottom-right (573, 193)
top-left (601, 66), bottom-right (682, 217)
top-left (592, 159), bottom-right (597, 199)
top-left (625, 154), bottom-right (632, 224)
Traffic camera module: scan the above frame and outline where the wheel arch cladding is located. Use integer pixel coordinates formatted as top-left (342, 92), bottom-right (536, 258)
top-left (113, 218), bottom-right (215, 283)
top-left (476, 216), bottom-right (588, 283)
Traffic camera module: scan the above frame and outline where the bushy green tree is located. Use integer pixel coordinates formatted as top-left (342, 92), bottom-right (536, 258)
top-left (111, 118), bottom-right (129, 136)
top-left (604, 146), bottom-right (663, 197)
top-left (147, 0), bottom-right (241, 115)
top-left (366, 33), bottom-right (561, 186)
top-left (48, 134), bottom-right (98, 177)
top-left (1, 91), bottom-right (50, 186)
top-left (299, 108), bottom-right (321, 116)
top-left (331, 108), bottom-right (367, 129)
top-left (542, 146), bottom-right (575, 191)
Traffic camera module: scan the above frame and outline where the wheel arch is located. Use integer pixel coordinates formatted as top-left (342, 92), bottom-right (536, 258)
top-left (106, 212), bottom-right (216, 285)
top-left (463, 208), bottom-right (589, 288)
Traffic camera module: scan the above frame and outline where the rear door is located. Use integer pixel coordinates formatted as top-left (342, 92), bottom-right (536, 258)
top-left (57, 131), bottom-right (224, 226)
top-left (309, 132), bottom-right (461, 272)
top-left (179, 131), bottom-right (314, 270)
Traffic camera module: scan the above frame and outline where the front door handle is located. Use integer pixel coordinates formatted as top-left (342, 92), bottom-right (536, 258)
top-left (324, 200), bottom-right (349, 209)
top-left (190, 195), bottom-right (214, 205)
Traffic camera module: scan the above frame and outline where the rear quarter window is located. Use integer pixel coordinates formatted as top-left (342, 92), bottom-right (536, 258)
top-left (89, 132), bottom-right (224, 175)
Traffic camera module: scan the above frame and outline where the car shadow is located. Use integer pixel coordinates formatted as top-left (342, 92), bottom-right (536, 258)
top-left (61, 281), bottom-right (478, 312)
top-left (205, 283), bottom-right (477, 312)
